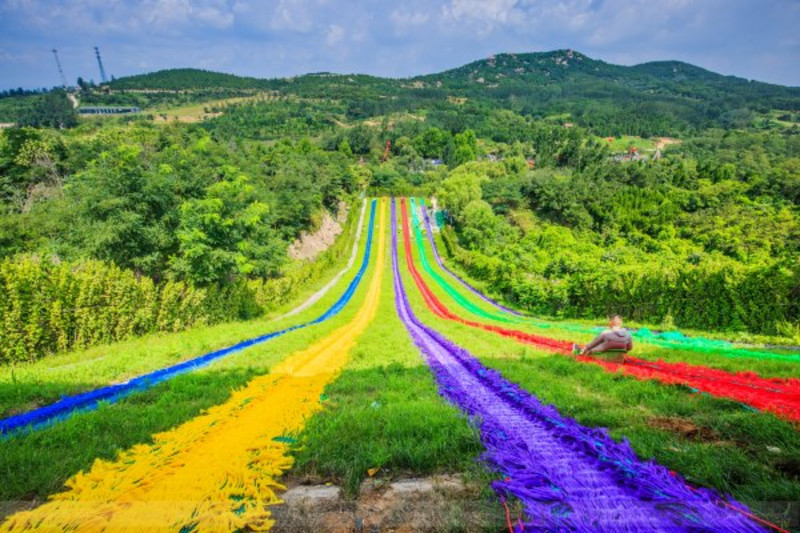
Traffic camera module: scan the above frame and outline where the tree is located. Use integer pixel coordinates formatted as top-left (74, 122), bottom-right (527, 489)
top-left (437, 165), bottom-right (487, 222)
top-left (338, 138), bottom-right (353, 157)
top-left (17, 90), bottom-right (77, 129)
top-left (444, 129), bottom-right (478, 167)
top-left (68, 144), bottom-right (179, 276)
top-left (347, 124), bottom-right (376, 155)
top-left (171, 172), bottom-right (284, 285)
top-left (460, 200), bottom-right (497, 250)
top-left (414, 128), bottom-right (449, 159)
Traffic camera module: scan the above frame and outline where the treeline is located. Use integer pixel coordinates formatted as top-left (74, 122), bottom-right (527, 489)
top-left (0, 88), bottom-right (52, 99)
top-left (421, 124), bottom-right (798, 336)
top-left (205, 99), bottom-right (343, 140)
top-left (442, 229), bottom-right (799, 337)
top-left (108, 68), bottom-right (270, 91)
top-left (5, 49), bottom-right (800, 137)
top-left (0, 113), bottom-right (365, 360)
top-left (1, 123), bottom-right (360, 284)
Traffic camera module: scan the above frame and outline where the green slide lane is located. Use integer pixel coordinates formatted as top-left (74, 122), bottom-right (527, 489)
top-left (408, 198), bottom-right (517, 324)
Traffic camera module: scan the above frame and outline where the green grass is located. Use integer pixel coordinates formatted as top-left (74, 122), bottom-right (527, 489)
top-left (2, 197), bottom-right (798, 530)
top-left (0, 204), bottom-right (380, 504)
top-left (396, 204), bottom-right (800, 527)
top-left (596, 134), bottom-right (658, 153)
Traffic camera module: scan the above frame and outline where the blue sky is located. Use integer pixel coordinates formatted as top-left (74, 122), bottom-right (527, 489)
top-left (1, 0), bottom-right (798, 89)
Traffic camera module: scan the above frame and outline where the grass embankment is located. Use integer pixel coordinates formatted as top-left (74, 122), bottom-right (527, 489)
top-left (399, 200), bottom-right (800, 527)
top-left (0, 200), bottom-right (365, 419)
top-left (0, 203), bottom-right (375, 505)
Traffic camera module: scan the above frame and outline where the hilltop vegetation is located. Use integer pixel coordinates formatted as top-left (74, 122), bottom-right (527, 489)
top-left (108, 68), bottom-right (271, 90)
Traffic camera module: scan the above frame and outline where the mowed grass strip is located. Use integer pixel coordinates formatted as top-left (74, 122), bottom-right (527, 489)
top-left (0, 200), bottom-right (369, 418)
top-left (397, 202), bottom-right (800, 528)
top-left (291, 208), bottom-right (495, 505)
top-left (0, 203), bottom-right (381, 506)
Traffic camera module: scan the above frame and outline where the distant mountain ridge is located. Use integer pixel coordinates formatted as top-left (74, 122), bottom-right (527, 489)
top-left (110, 49), bottom-right (798, 91)
top-left (105, 50), bottom-right (800, 136)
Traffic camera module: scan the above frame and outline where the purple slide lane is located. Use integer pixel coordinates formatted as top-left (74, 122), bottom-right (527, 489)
top-left (391, 199), bottom-right (763, 532)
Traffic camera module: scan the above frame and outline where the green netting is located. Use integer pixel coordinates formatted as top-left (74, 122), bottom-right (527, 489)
top-left (434, 210), bottom-right (446, 230)
top-left (633, 328), bottom-right (800, 362)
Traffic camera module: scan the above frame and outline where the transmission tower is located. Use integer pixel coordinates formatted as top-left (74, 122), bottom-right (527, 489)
top-left (51, 48), bottom-right (68, 88)
top-left (94, 46), bottom-right (108, 83)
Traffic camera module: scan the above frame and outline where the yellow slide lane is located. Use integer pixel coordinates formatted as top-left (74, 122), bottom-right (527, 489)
top-left (2, 199), bottom-right (388, 533)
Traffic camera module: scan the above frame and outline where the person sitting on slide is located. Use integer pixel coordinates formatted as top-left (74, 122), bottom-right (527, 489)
top-left (574, 315), bottom-right (633, 356)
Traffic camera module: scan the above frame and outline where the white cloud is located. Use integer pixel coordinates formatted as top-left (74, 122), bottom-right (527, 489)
top-left (442, 0), bottom-right (518, 22)
top-left (269, 0), bottom-right (315, 31)
top-left (326, 23), bottom-right (345, 45)
top-left (0, 0), bottom-right (798, 87)
top-left (390, 8), bottom-right (430, 26)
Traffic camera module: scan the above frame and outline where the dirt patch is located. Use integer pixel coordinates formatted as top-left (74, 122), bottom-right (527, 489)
top-left (647, 416), bottom-right (719, 442)
top-left (271, 475), bottom-right (502, 532)
top-left (774, 456), bottom-right (800, 479)
top-left (655, 137), bottom-right (682, 150)
top-left (0, 493), bottom-right (41, 521)
top-left (288, 202), bottom-right (348, 261)
top-left (153, 113), bottom-right (222, 123)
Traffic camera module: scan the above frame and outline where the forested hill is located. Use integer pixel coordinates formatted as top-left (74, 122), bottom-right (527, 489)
top-left (100, 50), bottom-right (799, 135)
top-left (419, 50), bottom-right (798, 104)
top-left (108, 68), bottom-right (270, 90)
top-left (109, 50), bottom-right (799, 97)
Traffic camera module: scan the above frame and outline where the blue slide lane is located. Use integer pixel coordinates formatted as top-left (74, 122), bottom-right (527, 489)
top-left (1, 199), bottom-right (378, 438)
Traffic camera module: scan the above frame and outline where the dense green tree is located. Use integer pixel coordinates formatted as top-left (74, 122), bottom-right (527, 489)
top-left (16, 90), bottom-right (77, 129)
top-left (171, 172), bottom-right (284, 285)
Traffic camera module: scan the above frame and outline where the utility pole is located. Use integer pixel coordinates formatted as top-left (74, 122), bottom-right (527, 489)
top-left (94, 46), bottom-right (108, 84)
top-left (52, 48), bottom-right (68, 88)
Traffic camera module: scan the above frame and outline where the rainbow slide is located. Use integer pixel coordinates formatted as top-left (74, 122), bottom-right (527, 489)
top-left (403, 198), bottom-right (800, 422)
top-left (418, 197), bottom-right (799, 364)
top-left (391, 197), bottom-right (764, 531)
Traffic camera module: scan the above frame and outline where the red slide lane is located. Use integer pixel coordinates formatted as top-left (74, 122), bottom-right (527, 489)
top-left (595, 357), bottom-right (800, 421)
top-left (399, 199), bottom-right (800, 422)
top-left (399, 199), bottom-right (572, 354)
